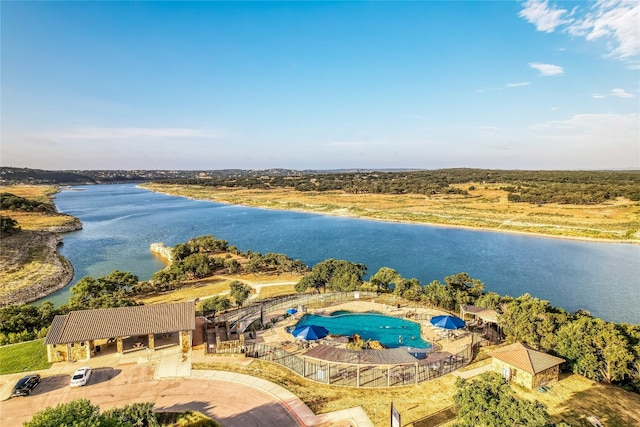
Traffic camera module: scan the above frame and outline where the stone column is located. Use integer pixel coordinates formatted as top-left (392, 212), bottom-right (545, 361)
top-left (117, 337), bottom-right (123, 353)
top-left (148, 334), bottom-right (155, 351)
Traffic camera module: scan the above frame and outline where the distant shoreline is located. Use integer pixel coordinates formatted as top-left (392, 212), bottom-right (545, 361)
top-left (138, 184), bottom-right (639, 245)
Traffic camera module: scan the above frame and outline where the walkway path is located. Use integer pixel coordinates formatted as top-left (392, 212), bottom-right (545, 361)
top-left (450, 362), bottom-right (493, 379)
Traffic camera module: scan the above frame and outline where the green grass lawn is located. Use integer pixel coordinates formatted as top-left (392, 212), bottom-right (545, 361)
top-left (0, 339), bottom-right (51, 375)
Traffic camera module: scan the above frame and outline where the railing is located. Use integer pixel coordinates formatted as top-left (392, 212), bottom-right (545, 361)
top-left (213, 291), bottom-right (378, 325)
top-left (206, 340), bottom-right (472, 388)
top-left (204, 291), bottom-right (475, 387)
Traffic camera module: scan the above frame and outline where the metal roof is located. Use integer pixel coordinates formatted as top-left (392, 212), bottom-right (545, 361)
top-left (44, 301), bottom-right (195, 345)
top-left (491, 342), bottom-right (564, 375)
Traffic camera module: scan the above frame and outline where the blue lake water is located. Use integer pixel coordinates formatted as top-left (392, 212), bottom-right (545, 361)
top-left (294, 313), bottom-right (431, 349)
top-left (46, 183), bottom-right (640, 324)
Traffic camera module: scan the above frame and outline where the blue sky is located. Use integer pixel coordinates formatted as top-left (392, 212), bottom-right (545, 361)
top-left (2, 1), bottom-right (638, 170)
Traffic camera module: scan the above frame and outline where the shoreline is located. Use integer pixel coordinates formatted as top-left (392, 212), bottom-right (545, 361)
top-left (1, 231), bottom-right (77, 306)
top-left (139, 185), bottom-right (639, 245)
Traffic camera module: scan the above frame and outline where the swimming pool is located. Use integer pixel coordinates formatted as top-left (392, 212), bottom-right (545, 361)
top-left (293, 313), bottom-right (431, 349)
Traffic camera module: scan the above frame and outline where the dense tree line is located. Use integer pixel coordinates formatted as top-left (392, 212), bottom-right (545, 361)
top-left (158, 169), bottom-right (640, 204)
top-left (0, 192), bottom-right (55, 213)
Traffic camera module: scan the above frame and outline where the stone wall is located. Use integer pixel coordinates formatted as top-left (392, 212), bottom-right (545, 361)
top-left (68, 340), bottom-right (90, 361)
top-left (492, 358), bottom-right (534, 389)
top-left (532, 365), bottom-right (559, 388)
top-left (47, 344), bottom-right (68, 363)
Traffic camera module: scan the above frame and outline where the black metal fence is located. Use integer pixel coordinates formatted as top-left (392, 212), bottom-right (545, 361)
top-left (206, 340), bottom-right (472, 388)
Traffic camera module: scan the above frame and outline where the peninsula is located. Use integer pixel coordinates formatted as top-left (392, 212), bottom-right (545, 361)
top-left (0, 186), bottom-right (82, 305)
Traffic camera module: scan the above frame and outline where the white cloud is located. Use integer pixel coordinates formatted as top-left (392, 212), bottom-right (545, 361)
top-left (519, 0), bottom-right (573, 32)
top-left (506, 81), bottom-right (531, 87)
top-left (529, 62), bottom-right (564, 76)
top-left (611, 87), bottom-right (634, 98)
top-left (33, 127), bottom-right (214, 140)
top-left (568, 0), bottom-right (640, 59)
top-left (592, 88), bottom-right (635, 98)
top-left (521, 0), bottom-right (639, 62)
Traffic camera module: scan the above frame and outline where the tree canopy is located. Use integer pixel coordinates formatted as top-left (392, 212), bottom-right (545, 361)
top-left (24, 399), bottom-right (160, 427)
top-left (453, 372), bottom-right (553, 427)
top-left (67, 270), bottom-right (139, 310)
top-left (295, 259), bottom-right (366, 293)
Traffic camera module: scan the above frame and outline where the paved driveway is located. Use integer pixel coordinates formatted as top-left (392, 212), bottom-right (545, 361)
top-left (0, 364), bottom-right (299, 427)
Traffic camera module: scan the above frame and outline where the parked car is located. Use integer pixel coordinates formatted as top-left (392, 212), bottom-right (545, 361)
top-left (11, 374), bottom-right (41, 397)
top-left (69, 367), bottom-right (92, 387)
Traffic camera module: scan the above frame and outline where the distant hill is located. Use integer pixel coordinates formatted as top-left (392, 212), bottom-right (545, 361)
top-left (0, 167), bottom-right (304, 185)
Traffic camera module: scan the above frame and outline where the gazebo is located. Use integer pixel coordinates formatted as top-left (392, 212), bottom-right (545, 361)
top-left (459, 304), bottom-right (501, 342)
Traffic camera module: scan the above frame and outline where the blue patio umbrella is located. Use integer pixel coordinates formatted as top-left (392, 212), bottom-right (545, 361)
top-left (430, 315), bottom-right (465, 330)
top-left (292, 325), bottom-right (329, 341)
top-left (286, 308), bottom-right (298, 315)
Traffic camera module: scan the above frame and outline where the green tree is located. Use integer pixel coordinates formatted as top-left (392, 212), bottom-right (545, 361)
top-left (180, 253), bottom-right (215, 279)
top-left (102, 402), bottom-right (159, 427)
top-left (67, 270), bottom-right (139, 310)
top-left (393, 277), bottom-right (423, 301)
top-left (369, 267), bottom-right (402, 292)
top-left (24, 399), bottom-right (103, 427)
top-left (474, 292), bottom-right (502, 310)
top-left (0, 214), bottom-right (20, 234)
top-left (499, 294), bottom-right (566, 350)
top-left (444, 272), bottom-right (485, 309)
top-left (422, 280), bottom-right (455, 310)
top-left (229, 281), bottom-right (252, 307)
top-left (295, 274), bottom-right (322, 293)
top-left (310, 259), bottom-right (366, 292)
top-left (201, 296), bottom-right (232, 316)
top-left (555, 316), bottom-right (633, 383)
top-left (453, 372), bottom-right (552, 427)
top-left (223, 258), bottom-right (241, 274)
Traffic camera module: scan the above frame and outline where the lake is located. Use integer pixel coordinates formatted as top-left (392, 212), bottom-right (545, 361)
top-left (45, 183), bottom-right (640, 324)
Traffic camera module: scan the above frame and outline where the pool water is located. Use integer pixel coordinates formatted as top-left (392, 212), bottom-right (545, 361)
top-left (294, 313), bottom-right (431, 349)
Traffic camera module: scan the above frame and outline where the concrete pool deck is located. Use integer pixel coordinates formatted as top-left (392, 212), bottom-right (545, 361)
top-left (255, 300), bottom-right (473, 357)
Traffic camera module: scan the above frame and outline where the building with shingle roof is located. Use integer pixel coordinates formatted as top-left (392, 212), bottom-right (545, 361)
top-left (44, 301), bottom-right (195, 362)
top-left (491, 342), bottom-right (564, 389)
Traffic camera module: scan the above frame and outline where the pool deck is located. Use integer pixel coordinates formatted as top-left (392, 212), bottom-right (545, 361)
top-left (254, 300), bottom-right (473, 358)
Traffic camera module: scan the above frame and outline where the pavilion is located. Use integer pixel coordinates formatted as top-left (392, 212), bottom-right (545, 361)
top-left (44, 301), bottom-right (195, 362)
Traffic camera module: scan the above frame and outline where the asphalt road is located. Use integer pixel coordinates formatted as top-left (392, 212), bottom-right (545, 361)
top-left (0, 365), bottom-right (300, 427)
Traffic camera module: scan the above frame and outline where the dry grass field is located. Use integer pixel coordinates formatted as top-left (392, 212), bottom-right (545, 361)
top-left (0, 185), bottom-right (78, 230)
top-left (141, 183), bottom-right (640, 242)
top-left (137, 273), bottom-right (303, 305)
